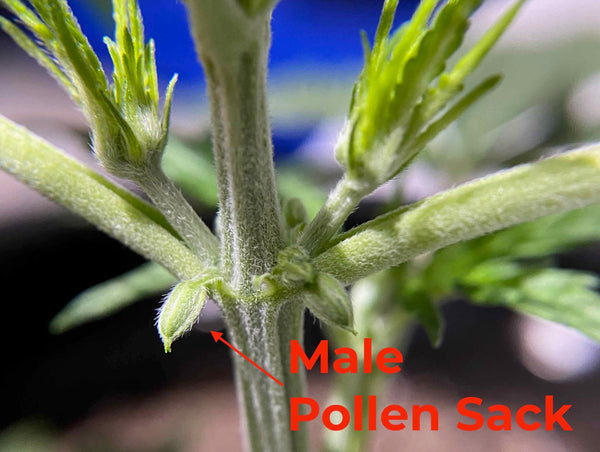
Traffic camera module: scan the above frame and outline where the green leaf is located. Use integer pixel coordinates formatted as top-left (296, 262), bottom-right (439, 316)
top-left (405, 75), bottom-right (501, 166)
top-left (401, 289), bottom-right (444, 347)
top-left (484, 203), bottom-right (600, 258)
top-left (426, 202), bottom-right (600, 296)
top-left (407, 0), bottom-right (525, 136)
top-left (466, 268), bottom-right (600, 342)
top-left (385, 0), bottom-right (481, 139)
top-left (0, 16), bottom-right (77, 99)
top-left (162, 137), bottom-right (327, 217)
top-left (1, 0), bottom-right (177, 176)
top-left (333, 0), bottom-right (525, 194)
top-left (161, 137), bottom-right (220, 206)
top-left (50, 263), bottom-right (175, 334)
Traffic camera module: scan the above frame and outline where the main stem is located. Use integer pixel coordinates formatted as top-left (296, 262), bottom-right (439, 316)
top-left (221, 297), bottom-right (307, 452)
top-left (186, 5), bottom-right (298, 451)
top-left (191, 9), bottom-right (283, 290)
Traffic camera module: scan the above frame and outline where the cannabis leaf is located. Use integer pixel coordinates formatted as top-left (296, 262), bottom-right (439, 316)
top-left (336, 0), bottom-right (524, 188)
top-left (0, 0), bottom-right (176, 177)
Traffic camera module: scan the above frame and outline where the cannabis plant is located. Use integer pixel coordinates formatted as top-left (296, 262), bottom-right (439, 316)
top-left (2, 0), bottom-right (600, 451)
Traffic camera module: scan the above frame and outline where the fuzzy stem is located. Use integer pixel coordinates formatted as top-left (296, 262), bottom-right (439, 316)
top-left (323, 370), bottom-right (385, 452)
top-left (185, 3), bottom-right (283, 290)
top-left (315, 145), bottom-right (600, 285)
top-left (135, 162), bottom-right (219, 265)
top-left (0, 115), bottom-right (203, 280)
top-left (220, 297), bottom-right (307, 452)
top-left (299, 176), bottom-right (368, 256)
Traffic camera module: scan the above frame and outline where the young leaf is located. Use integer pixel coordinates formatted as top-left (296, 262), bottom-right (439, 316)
top-left (303, 0), bottom-right (523, 257)
top-left (1, 0), bottom-right (177, 177)
top-left (406, 0), bottom-right (526, 137)
top-left (333, 0), bottom-right (524, 194)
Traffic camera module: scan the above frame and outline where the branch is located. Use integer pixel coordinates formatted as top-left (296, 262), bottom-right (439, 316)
top-left (314, 145), bottom-right (600, 285)
top-left (135, 163), bottom-right (219, 264)
top-left (0, 115), bottom-right (204, 280)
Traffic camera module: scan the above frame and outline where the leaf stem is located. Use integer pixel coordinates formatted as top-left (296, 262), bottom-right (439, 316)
top-left (299, 176), bottom-right (368, 256)
top-left (315, 145), bottom-right (600, 285)
top-left (135, 162), bottom-right (219, 265)
top-left (0, 115), bottom-right (204, 280)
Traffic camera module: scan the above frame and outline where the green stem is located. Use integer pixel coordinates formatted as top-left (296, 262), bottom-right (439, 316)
top-left (323, 369), bottom-right (385, 452)
top-left (186, 3), bottom-right (283, 291)
top-left (315, 145), bottom-right (600, 285)
top-left (220, 297), bottom-right (307, 452)
top-left (299, 176), bottom-right (368, 256)
top-left (277, 300), bottom-right (308, 452)
top-left (135, 162), bottom-right (219, 265)
top-left (0, 115), bottom-right (203, 280)
top-left (324, 311), bottom-right (413, 452)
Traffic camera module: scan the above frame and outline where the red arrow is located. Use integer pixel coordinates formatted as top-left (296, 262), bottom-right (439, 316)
top-left (211, 331), bottom-right (284, 386)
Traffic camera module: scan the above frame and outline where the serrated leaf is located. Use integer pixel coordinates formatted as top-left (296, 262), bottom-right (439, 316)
top-left (2, 0), bottom-right (175, 174)
top-left (424, 202), bottom-right (600, 299)
top-left (466, 268), bottom-right (600, 342)
top-left (485, 203), bottom-right (600, 258)
top-left (386, 0), bottom-right (481, 135)
top-left (407, 0), bottom-right (525, 137)
top-left (0, 17), bottom-right (77, 99)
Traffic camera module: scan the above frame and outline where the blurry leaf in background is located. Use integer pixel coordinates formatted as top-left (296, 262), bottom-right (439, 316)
top-left (352, 203), bottom-right (600, 350)
top-left (466, 266), bottom-right (600, 342)
top-left (423, 38), bottom-right (600, 176)
top-left (419, 203), bottom-right (600, 343)
top-left (424, 203), bottom-right (600, 294)
top-left (50, 262), bottom-right (175, 334)
top-left (399, 286), bottom-right (444, 347)
top-left (0, 421), bottom-right (57, 452)
top-left (163, 136), bottom-right (326, 217)
top-left (162, 137), bottom-right (219, 207)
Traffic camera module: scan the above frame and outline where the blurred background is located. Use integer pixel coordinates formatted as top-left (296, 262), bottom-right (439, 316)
top-left (1, 0), bottom-right (600, 450)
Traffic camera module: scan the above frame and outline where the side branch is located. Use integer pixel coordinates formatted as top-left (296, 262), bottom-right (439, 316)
top-left (136, 163), bottom-right (220, 265)
top-left (0, 115), bottom-right (204, 280)
top-left (314, 145), bottom-right (600, 285)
